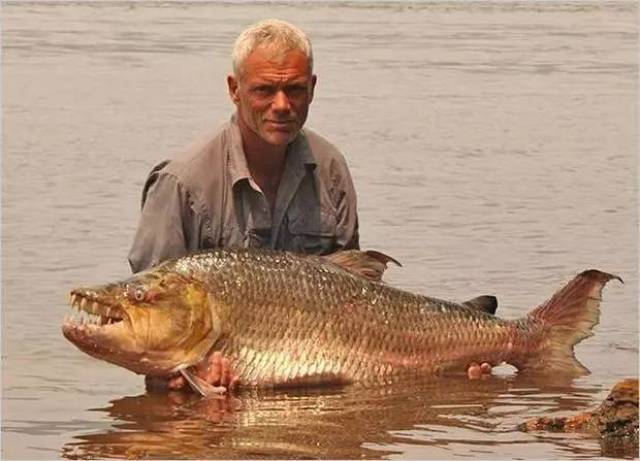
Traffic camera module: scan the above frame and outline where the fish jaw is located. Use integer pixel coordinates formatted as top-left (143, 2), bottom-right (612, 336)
top-left (62, 269), bottom-right (221, 376)
top-left (62, 289), bottom-right (148, 371)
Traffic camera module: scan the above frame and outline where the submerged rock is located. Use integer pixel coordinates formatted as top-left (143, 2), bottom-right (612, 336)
top-left (520, 378), bottom-right (639, 457)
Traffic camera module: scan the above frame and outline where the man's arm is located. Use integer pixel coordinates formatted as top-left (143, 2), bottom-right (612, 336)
top-left (332, 158), bottom-right (360, 251)
top-left (129, 167), bottom-right (241, 392)
top-left (128, 170), bottom-right (197, 273)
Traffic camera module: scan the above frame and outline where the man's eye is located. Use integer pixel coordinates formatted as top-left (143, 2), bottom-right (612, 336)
top-left (253, 86), bottom-right (274, 96)
top-left (126, 286), bottom-right (147, 302)
top-left (286, 85), bottom-right (307, 96)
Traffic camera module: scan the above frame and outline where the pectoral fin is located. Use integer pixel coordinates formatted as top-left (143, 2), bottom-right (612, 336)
top-left (180, 368), bottom-right (227, 397)
top-left (462, 295), bottom-right (498, 315)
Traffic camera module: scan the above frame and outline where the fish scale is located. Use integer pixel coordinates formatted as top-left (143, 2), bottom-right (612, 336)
top-left (63, 247), bottom-right (620, 388)
top-left (178, 250), bottom-right (517, 385)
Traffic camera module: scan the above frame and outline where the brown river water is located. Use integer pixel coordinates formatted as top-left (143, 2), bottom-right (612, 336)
top-left (2, 0), bottom-right (638, 459)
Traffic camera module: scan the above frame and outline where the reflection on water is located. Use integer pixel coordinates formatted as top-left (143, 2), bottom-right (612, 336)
top-left (61, 375), bottom-right (606, 460)
top-left (2, 0), bottom-right (637, 459)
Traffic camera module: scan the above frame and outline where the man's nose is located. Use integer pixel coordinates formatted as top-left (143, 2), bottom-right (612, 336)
top-left (272, 89), bottom-right (291, 112)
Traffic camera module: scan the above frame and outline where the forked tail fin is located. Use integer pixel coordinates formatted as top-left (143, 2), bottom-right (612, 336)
top-left (521, 269), bottom-right (622, 375)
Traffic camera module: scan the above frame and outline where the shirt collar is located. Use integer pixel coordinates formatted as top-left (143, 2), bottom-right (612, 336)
top-left (227, 114), bottom-right (251, 187)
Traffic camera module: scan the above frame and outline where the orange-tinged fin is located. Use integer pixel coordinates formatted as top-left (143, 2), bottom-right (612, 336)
top-left (323, 250), bottom-right (402, 282)
top-left (179, 368), bottom-right (227, 398)
top-left (523, 269), bottom-right (623, 375)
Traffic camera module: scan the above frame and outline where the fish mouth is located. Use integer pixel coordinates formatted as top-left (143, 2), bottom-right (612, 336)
top-left (62, 289), bottom-right (149, 373)
top-left (63, 290), bottom-right (128, 331)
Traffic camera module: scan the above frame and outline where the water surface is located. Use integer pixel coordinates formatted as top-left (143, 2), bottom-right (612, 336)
top-left (2, 1), bottom-right (638, 459)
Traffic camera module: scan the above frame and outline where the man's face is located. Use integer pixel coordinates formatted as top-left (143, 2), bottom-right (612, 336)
top-left (228, 46), bottom-right (316, 147)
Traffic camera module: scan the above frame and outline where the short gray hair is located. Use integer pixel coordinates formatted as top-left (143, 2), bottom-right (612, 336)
top-left (232, 19), bottom-right (313, 77)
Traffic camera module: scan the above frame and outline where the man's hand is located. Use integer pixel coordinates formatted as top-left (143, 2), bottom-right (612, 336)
top-left (150, 353), bottom-right (489, 390)
top-left (166, 351), bottom-right (240, 392)
top-left (467, 362), bottom-right (492, 379)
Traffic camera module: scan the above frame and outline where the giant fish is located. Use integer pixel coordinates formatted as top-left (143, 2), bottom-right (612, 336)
top-left (62, 248), bottom-right (620, 393)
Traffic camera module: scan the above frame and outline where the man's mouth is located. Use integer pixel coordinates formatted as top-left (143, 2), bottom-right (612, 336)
top-left (266, 119), bottom-right (295, 127)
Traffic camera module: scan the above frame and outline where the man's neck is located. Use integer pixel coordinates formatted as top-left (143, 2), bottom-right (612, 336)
top-left (244, 143), bottom-right (286, 180)
top-left (238, 117), bottom-right (288, 211)
top-left (238, 115), bottom-right (287, 175)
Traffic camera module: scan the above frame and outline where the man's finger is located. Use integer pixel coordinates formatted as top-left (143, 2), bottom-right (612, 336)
top-left (467, 362), bottom-right (481, 380)
top-left (220, 357), bottom-right (231, 387)
top-left (208, 351), bottom-right (223, 384)
top-left (229, 376), bottom-right (240, 390)
top-left (168, 375), bottom-right (186, 390)
top-left (480, 362), bottom-right (492, 375)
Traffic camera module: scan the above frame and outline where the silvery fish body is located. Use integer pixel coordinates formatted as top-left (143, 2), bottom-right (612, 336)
top-left (186, 250), bottom-right (522, 385)
top-left (63, 248), bottom-right (620, 388)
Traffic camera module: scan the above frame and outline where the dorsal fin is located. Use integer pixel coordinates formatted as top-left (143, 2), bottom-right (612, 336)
top-left (323, 250), bottom-right (402, 282)
top-left (462, 295), bottom-right (498, 315)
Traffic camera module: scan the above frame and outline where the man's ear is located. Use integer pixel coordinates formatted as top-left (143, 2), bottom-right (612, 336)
top-left (309, 74), bottom-right (317, 104)
top-left (227, 74), bottom-right (240, 106)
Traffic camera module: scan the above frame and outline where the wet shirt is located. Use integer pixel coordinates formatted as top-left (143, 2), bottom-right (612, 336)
top-left (128, 116), bottom-right (359, 273)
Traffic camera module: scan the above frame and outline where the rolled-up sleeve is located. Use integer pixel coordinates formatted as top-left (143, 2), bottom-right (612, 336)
top-left (128, 171), bottom-right (199, 273)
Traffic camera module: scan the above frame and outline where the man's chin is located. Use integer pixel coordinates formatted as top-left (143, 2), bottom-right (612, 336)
top-left (259, 127), bottom-right (300, 147)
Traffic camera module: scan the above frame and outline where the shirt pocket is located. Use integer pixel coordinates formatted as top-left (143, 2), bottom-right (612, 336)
top-left (287, 208), bottom-right (337, 255)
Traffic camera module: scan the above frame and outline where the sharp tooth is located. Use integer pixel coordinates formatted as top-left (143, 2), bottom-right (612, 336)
top-left (107, 318), bottom-right (113, 325)
top-left (80, 298), bottom-right (87, 310)
top-left (96, 316), bottom-right (103, 326)
top-left (91, 301), bottom-right (99, 314)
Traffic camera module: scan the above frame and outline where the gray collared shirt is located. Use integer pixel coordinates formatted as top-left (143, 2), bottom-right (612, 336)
top-left (128, 115), bottom-right (359, 273)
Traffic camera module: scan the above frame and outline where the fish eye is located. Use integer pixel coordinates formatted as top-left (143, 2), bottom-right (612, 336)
top-left (126, 285), bottom-right (146, 302)
top-left (133, 288), bottom-right (146, 302)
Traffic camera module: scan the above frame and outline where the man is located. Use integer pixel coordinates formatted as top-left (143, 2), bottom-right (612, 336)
top-left (129, 19), bottom-right (491, 392)
top-left (129, 20), bottom-right (358, 273)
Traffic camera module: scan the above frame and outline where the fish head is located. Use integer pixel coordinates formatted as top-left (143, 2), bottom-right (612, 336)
top-left (62, 266), bottom-right (219, 376)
